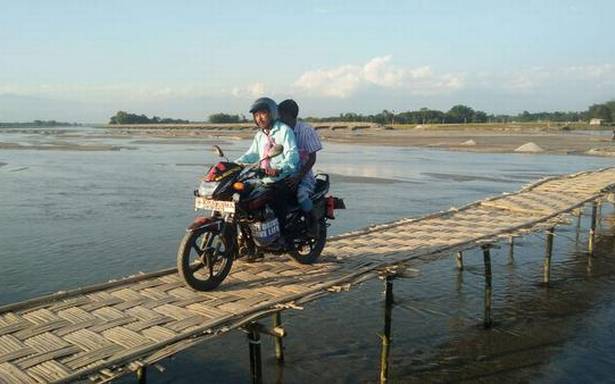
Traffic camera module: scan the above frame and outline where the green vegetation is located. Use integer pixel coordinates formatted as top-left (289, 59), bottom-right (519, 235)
top-left (208, 113), bottom-right (247, 124)
top-left (107, 100), bottom-right (615, 127)
top-left (306, 100), bottom-right (615, 125)
top-left (0, 120), bottom-right (79, 128)
top-left (109, 111), bottom-right (189, 124)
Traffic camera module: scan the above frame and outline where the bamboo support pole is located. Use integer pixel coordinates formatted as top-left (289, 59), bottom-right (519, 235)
top-left (575, 208), bottom-right (582, 244)
top-left (482, 246), bottom-right (493, 329)
top-left (379, 275), bottom-right (394, 384)
top-left (273, 312), bottom-right (284, 363)
top-left (455, 268), bottom-right (464, 292)
top-left (508, 236), bottom-right (514, 264)
top-left (455, 251), bottom-right (463, 270)
top-left (544, 227), bottom-right (555, 285)
top-left (247, 326), bottom-right (263, 384)
top-left (136, 366), bottom-right (147, 384)
top-left (589, 201), bottom-right (598, 254)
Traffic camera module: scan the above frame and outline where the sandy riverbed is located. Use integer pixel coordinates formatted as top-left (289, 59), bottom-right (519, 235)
top-left (104, 125), bottom-right (615, 157)
top-left (2, 124), bottom-right (615, 156)
top-left (320, 129), bottom-right (615, 155)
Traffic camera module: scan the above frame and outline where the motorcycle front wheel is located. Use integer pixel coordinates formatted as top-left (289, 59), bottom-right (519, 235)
top-left (289, 219), bottom-right (327, 264)
top-left (177, 227), bottom-right (233, 291)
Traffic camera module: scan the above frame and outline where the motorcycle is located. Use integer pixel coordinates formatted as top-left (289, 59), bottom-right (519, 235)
top-left (177, 145), bottom-right (345, 291)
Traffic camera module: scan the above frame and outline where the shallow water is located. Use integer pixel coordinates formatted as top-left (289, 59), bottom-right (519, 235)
top-left (1, 127), bottom-right (615, 383)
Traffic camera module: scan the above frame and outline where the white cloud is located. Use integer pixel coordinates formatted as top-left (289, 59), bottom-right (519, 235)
top-left (293, 65), bottom-right (362, 97)
top-left (293, 55), bottom-right (464, 98)
top-left (563, 64), bottom-right (615, 80)
top-left (231, 82), bottom-right (266, 98)
top-left (489, 64), bottom-right (615, 92)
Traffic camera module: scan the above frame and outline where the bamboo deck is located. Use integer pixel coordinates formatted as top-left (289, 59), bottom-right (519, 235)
top-left (2, 168), bottom-right (615, 383)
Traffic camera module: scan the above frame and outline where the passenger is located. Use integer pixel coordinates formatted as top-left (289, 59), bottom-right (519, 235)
top-left (278, 99), bottom-right (323, 237)
top-left (236, 97), bottom-right (299, 239)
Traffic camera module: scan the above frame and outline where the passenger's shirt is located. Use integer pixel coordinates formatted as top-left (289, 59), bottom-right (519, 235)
top-left (292, 120), bottom-right (322, 186)
top-left (235, 120), bottom-right (299, 182)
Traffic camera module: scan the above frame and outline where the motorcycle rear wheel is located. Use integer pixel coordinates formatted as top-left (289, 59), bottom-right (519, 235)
top-left (177, 227), bottom-right (233, 291)
top-left (289, 219), bottom-right (327, 264)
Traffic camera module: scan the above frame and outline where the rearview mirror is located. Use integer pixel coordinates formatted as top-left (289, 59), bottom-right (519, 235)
top-left (212, 145), bottom-right (225, 158)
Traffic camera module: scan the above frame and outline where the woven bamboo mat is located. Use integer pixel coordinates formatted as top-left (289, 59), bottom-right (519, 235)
top-left (1, 167), bottom-right (615, 383)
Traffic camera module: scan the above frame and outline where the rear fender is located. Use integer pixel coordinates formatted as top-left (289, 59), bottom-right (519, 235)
top-left (186, 216), bottom-right (223, 232)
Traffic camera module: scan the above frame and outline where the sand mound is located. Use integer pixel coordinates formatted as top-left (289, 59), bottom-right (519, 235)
top-left (461, 139), bottom-right (477, 146)
top-left (514, 142), bottom-right (544, 153)
top-left (587, 148), bottom-right (615, 157)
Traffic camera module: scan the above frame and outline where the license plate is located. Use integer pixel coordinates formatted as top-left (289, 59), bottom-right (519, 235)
top-left (195, 198), bottom-right (235, 213)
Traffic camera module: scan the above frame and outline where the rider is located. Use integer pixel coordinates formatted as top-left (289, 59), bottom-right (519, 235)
top-left (278, 99), bottom-right (323, 237)
top-left (236, 97), bottom-right (299, 240)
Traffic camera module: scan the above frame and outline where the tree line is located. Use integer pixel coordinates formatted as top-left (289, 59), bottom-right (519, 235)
top-left (305, 101), bottom-right (615, 125)
top-left (207, 113), bottom-right (248, 124)
top-left (0, 120), bottom-right (80, 128)
top-left (108, 100), bottom-right (615, 126)
top-left (109, 111), bottom-right (189, 124)
top-left (108, 111), bottom-right (249, 124)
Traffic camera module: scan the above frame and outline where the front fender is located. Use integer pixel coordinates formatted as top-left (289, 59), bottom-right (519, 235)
top-left (186, 216), bottom-right (223, 232)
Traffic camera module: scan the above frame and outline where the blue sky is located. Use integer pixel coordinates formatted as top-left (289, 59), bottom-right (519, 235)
top-left (1, 0), bottom-right (614, 122)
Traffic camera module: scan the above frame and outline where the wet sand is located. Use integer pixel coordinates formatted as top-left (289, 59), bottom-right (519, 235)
top-left (105, 125), bottom-right (615, 157)
top-left (0, 141), bottom-right (135, 151)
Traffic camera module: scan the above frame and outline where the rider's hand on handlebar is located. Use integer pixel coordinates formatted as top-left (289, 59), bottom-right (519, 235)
top-left (264, 167), bottom-right (280, 177)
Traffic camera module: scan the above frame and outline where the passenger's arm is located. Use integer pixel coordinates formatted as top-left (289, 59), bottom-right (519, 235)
top-left (276, 127), bottom-right (299, 177)
top-left (299, 152), bottom-right (316, 178)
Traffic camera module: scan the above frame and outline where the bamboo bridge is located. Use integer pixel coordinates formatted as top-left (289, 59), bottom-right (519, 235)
top-left (2, 168), bottom-right (615, 384)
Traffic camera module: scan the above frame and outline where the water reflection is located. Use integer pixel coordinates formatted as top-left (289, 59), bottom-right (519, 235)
top-left (389, 207), bottom-right (615, 383)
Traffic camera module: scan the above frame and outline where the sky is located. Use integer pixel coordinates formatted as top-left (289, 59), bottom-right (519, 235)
top-left (0, 0), bottom-right (614, 122)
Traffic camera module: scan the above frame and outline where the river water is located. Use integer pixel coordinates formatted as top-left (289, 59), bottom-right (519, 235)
top-left (1, 127), bottom-right (615, 383)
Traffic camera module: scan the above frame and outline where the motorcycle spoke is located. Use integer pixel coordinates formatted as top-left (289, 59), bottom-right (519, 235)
top-left (191, 243), bottom-right (203, 255)
top-left (208, 259), bottom-right (215, 278)
top-left (188, 261), bottom-right (205, 273)
top-left (188, 234), bottom-right (213, 275)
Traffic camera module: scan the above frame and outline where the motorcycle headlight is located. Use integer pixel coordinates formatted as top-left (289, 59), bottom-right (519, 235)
top-left (198, 181), bottom-right (219, 197)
